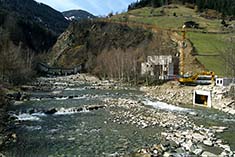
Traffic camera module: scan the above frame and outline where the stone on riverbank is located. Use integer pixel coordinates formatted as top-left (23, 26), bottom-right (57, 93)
top-left (203, 139), bottom-right (213, 147)
top-left (201, 151), bottom-right (217, 157)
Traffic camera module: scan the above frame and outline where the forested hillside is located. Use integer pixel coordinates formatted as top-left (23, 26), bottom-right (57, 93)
top-left (0, 0), bottom-right (69, 84)
top-left (128, 0), bottom-right (235, 16)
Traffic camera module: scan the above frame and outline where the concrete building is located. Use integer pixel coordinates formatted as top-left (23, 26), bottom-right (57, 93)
top-left (141, 55), bottom-right (178, 80)
top-left (216, 78), bottom-right (235, 87)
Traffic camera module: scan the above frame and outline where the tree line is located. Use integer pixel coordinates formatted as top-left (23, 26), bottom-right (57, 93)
top-left (128, 0), bottom-right (235, 16)
top-left (0, 28), bottom-right (34, 85)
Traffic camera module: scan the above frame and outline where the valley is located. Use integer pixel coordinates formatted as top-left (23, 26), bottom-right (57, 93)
top-left (0, 0), bottom-right (235, 156)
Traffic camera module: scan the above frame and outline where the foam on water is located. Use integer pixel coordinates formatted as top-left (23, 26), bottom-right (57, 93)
top-left (30, 98), bottom-right (41, 101)
top-left (54, 107), bottom-right (90, 115)
top-left (55, 97), bottom-right (69, 100)
top-left (31, 112), bottom-right (46, 117)
top-left (73, 95), bottom-right (86, 100)
top-left (64, 87), bottom-right (85, 91)
top-left (143, 99), bottom-right (191, 112)
top-left (80, 107), bottom-right (90, 113)
top-left (14, 113), bottom-right (41, 121)
top-left (25, 126), bottom-right (42, 131)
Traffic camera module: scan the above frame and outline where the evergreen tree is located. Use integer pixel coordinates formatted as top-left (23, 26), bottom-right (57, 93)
top-left (127, 0), bottom-right (235, 16)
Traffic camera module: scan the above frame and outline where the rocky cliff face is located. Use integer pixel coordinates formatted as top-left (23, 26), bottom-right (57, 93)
top-left (49, 20), bottom-right (177, 76)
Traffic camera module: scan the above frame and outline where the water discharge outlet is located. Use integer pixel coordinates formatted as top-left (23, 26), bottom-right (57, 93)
top-left (193, 90), bottom-right (212, 108)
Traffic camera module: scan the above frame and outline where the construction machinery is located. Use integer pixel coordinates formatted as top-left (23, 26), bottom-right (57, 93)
top-left (178, 26), bottom-right (215, 85)
top-left (178, 71), bottom-right (215, 85)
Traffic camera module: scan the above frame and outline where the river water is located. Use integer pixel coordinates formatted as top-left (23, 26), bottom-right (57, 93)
top-left (3, 78), bottom-right (235, 156)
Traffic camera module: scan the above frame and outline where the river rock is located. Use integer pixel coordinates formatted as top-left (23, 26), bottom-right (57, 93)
top-left (163, 152), bottom-right (172, 157)
top-left (175, 148), bottom-right (185, 154)
top-left (211, 126), bottom-right (228, 133)
top-left (203, 139), bottom-right (213, 146)
top-left (220, 144), bottom-right (231, 152)
top-left (0, 153), bottom-right (6, 157)
top-left (193, 148), bottom-right (203, 155)
top-left (201, 151), bottom-right (217, 157)
top-left (192, 133), bottom-right (205, 142)
top-left (0, 136), bottom-right (3, 146)
top-left (27, 108), bottom-right (36, 114)
top-left (152, 149), bottom-right (158, 155)
top-left (181, 140), bottom-right (195, 152)
top-left (45, 108), bottom-right (57, 114)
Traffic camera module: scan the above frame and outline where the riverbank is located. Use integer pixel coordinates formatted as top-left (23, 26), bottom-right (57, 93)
top-left (0, 93), bottom-right (10, 157)
top-left (3, 74), bottom-right (235, 156)
top-left (140, 81), bottom-right (235, 115)
top-left (104, 98), bottom-right (235, 156)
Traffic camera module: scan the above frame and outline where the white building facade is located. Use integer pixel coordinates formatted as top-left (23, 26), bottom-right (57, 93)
top-left (141, 55), bottom-right (177, 80)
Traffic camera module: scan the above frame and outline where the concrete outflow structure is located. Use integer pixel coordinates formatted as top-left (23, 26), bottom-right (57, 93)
top-left (193, 90), bottom-right (212, 108)
top-left (141, 55), bottom-right (178, 80)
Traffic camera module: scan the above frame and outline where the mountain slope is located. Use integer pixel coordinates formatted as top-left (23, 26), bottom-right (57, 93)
top-left (48, 20), bottom-right (177, 79)
top-left (0, 0), bottom-right (69, 34)
top-left (63, 10), bottom-right (96, 21)
top-left (0, 0), bottom-right (69, 53)
top-left (0, 0), bottom-right (71, 84)
top-left (111, 5), bottom-right (235, 76)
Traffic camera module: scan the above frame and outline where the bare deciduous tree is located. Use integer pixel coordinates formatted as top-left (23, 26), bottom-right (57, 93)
top-left (0, 27), bottom-right (34, 85)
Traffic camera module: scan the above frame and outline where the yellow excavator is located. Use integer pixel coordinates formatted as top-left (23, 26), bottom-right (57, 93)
top-left (178, 27), bottom-right (215, 85)
top-left (178, 71), bottom-right (215, 85)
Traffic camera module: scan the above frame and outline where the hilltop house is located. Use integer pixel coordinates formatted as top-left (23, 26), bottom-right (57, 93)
top-left (141, 55), bottom-right (179, 80)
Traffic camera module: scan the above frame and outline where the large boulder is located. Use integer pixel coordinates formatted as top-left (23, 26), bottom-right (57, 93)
top-left (45, 108), bottom-right (57, 114)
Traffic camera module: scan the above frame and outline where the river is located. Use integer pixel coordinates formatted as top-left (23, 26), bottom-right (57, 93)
top-left (2, 76), bottom-right (235, 156)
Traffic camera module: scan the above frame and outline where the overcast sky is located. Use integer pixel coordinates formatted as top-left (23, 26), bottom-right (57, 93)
top-left (35, 0), bottom-right (137, 16)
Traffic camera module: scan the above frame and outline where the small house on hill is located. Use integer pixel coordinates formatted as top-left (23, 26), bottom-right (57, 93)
top-left (183, 21), bottom-right (199, 29)
top-left (141, 55), bottom-right (179, 80)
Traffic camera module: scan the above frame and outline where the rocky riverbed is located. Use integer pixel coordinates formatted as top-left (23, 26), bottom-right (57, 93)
top-left (103, 98), bottom-right (235, 156)
top-left (1, 74), bottom-right (235, 156)
top-left (140, 81), bottom-right (235, 115)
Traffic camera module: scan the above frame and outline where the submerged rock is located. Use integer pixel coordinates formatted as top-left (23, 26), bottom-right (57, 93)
top-left (45, 108), bottom-right (57, 114)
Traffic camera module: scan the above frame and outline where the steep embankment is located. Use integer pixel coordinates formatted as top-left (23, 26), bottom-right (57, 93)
top-left (111, 4), bottom-right (235, 75)
top-left (170, 32), bottom-right (205, 73)
top-left (49, 20), bottom-right (177, 77)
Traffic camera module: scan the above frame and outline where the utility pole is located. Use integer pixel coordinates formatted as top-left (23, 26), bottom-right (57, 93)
top-left (180, 26), bottom-right (186, 76)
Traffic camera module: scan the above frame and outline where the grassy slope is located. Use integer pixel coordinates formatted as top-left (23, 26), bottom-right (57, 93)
top-left (187, 32), bottom-right (233, 75)
top-left (112, 5), bottom-right (235, 76)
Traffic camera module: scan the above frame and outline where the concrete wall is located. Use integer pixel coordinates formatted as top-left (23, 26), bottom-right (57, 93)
top-left (193, 90), bottom-right (212, 108)
top-left (216, 78), bottom-right (235, 87)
